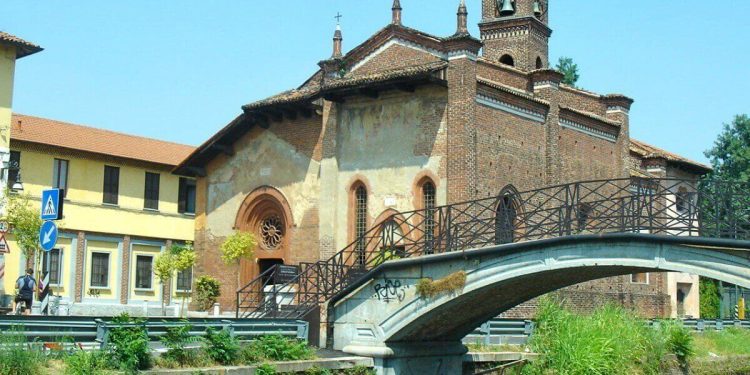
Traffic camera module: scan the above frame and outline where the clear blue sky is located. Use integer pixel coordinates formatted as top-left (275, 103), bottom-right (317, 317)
top-left (2, 1), bottom-right (748, 163)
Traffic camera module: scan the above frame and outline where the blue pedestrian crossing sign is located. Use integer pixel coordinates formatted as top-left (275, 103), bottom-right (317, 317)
top-left (39, 220), bottom-right (58, 252)
top-left (41, 189), bottom-right (64, 221)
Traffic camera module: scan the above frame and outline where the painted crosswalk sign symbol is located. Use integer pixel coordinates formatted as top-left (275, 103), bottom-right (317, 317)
top-left (44, 196), bottom-right (57, 217)
top-left (40, 189), bottom-right (64, 221)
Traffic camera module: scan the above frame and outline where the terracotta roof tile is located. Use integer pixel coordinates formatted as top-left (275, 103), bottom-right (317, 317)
top-left (11, 114), bottom-right (195, 167)
top-left (243, 61), bottom-right (447, 110)
top-left (630, 139), bottom-right (712, 172)
top-left (0, 31), bottom-right (43, 58)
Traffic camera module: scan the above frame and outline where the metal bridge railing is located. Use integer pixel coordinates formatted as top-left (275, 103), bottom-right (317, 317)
top-left (237, 178), bottom-right (750, 319)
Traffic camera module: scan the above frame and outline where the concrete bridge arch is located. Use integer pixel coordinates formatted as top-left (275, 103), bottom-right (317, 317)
top-left (330, 234), bottom-right (750, 374)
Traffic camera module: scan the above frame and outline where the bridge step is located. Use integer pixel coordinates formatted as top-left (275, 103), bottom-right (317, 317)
top-left (345, 268), bottom-right (368, 284)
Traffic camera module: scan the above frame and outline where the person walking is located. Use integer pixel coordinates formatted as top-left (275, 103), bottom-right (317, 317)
top-left (14, 268), bottom-right (36, 316)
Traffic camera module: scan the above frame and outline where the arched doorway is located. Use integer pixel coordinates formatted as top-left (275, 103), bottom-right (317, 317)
top-left (234, 186), bottom-right (293, 287)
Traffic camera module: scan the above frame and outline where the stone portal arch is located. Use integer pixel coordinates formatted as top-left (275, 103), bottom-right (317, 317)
top-left (235, 186), bottom-right (294, 286)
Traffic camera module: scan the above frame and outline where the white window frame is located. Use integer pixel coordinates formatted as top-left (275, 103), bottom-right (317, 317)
top-left (43, 248), bottom-right (64, 287)
top-left (175, 267), bottom-right (193, 293)
top-left (133, 254), bottom-right (155, 292)
top-left (630, 273), bottom-right (650, 285)
top-left (89, 251), bottom-right (111, 289)
top-left (52, 158), bottom-right (69, 196)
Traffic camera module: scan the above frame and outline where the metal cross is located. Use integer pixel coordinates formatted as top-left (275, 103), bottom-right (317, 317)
top-left (335, 12), bottom-right (343, 24)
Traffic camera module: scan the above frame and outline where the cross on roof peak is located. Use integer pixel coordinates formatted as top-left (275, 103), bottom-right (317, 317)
top-left (335, 12), bottom-right (343, 24)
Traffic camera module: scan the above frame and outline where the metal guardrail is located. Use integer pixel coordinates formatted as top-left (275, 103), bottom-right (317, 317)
top-left (669, 319), bottom-right (750, 331)
top-left (0, 317), bottom-right (308, 348)
top-left (464, 319), bottom-right (534, 345)
top-left (463, 318), bottom-right (750, 345)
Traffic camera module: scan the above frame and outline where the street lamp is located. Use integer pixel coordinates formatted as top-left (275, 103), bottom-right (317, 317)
top-left (11, 171), bottom-right (23, 192)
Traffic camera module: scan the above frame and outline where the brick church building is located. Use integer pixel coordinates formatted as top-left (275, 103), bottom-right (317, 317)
top-left (176, 0), bottom-right (710, 318)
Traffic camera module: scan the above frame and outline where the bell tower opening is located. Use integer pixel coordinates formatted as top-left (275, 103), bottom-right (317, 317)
top-left (480, 0), bottom-right (551, 72)
top-left (500, 54), bottom-right (515, 66)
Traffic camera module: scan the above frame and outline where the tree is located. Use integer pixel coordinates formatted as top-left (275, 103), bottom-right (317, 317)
top-left (555, 57), bottom-right (580, 87)
top-left (220, 231), bottom-right (256, 264)
top-left (4, 192), bottom-right (43, 262)
top-left (699, 277), bottom-right (721, 318)
top-left (705, 114), bottom-right (750, 182)
top-left (154, 242), bottom-right (196, 317)
top-left (702, 115), bottom-right (750, 318)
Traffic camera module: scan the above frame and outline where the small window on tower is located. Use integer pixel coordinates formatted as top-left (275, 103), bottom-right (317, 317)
top-left (536, 57), bottom-right (543, 69)
top-left (500, 54), bottom-right (515, 67)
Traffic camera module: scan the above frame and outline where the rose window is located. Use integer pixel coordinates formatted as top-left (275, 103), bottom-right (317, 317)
top-left (260, 215), bottom-right (284, 249)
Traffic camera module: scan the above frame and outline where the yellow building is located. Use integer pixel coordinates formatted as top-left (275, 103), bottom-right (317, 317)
top-left (1, 114), bottom-right (196, 316)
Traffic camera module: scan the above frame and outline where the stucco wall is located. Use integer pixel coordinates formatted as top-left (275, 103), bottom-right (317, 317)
top-left (328, 86), bottom-right (448, 253)
top-left (198, 115), bottom-right (324, 306)
top-left (0, 45), bottom-right (15, 151)
top-left (197, 86), bottom-right (449, 309)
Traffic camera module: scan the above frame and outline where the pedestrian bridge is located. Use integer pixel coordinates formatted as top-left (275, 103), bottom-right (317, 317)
top-left (236, 178), bottom-right (750, 373)
top-left (329, 234), bottom-right (750, 373)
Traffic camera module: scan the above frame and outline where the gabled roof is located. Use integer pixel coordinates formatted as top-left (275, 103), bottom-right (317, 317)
top-left (11, 114), bottom-right (195, 167)
top-left (175, 61), bottom-right (448, 176)
top-left (630, 139), bottom-right (712, 174)
top-left (176, 20), bottom-right (478, 177)
top-left (0, 31), bottom-right (43, 58)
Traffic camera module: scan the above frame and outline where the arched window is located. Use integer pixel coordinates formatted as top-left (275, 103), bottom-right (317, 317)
top-left (576, 203), bottom-right (592, 232)
top-left (381, 219), bottom-right (406, 258)
top-left (354, 185), bottom-right (368, 266)
top-left (675, 187), bottom-right (690, 214)
top-left (536, 57), bottom-right (543, 69)
top-left (500, 54), bottom-right (515, 67)
top-left (422, 181), bottom-right (436, 254)
top-left (495, 192), bottom-right (518, 245)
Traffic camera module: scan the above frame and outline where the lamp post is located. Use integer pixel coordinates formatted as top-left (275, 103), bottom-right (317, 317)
top-left (10, 171), bottom-right (24, 192)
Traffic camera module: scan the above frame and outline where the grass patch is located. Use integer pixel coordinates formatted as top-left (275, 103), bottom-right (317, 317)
top-left (304, 366), bottom-right (375, 375)
top-left (466, 342), bottom-right (526, 353)
top-left (0, 327), bottom-right (47, 375)
top-left (523, 297), bottom-right (693, 374)
top-left (693, 328), bottom-right (750, 357)
top-left (690, 355), bottom-right (750, 375)
top-left (62, 350), bottom-right (111, 375)
top-left (240, 335), bottom-right (316, 364)
top-left (416, 271), bottom-right (466, 298)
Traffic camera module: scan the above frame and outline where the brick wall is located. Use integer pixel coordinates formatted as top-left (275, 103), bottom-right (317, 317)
top-left (502, 273), bottom-right (671, 318)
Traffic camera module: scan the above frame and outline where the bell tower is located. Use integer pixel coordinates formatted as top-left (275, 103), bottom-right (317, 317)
top-left (479, 0), bottom-right (551, 71)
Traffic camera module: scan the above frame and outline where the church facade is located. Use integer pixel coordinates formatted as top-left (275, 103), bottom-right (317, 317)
top-left (176, 0), bottom-right (710, 318)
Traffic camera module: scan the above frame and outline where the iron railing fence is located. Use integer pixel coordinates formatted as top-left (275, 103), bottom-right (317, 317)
top-left (237, 178), bottom-right (750, 319)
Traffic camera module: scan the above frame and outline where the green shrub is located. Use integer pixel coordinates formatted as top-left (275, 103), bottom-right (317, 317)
top-left (241, 335), bottom-right (315, 364)
top-left (202, 327), bottom-right (240, 365)
top-left (342, 366), bottom-right (377, 375)
top-left (106, 313), bottom-right (152, 373)
top-left (63, 349), bottom-right (110, 375)
top-left (0, 327), bottom-right (46, 375)
top-left (699, 277), bottom-right (721, 318)
top-left (220, 231), bottom-right (257, 264)
top-left (305, 366), bottom-right (333, 375)
top-left (661, 321), bottom-right (694, 363)
top-left (194, 276), bottom-right (222, 311)
top-left (524, 298), bottom-right (672, 375)
top-left (160, 322), bottom-right (198, 366)
top-left (255, 363), bottom-right (277, 375)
